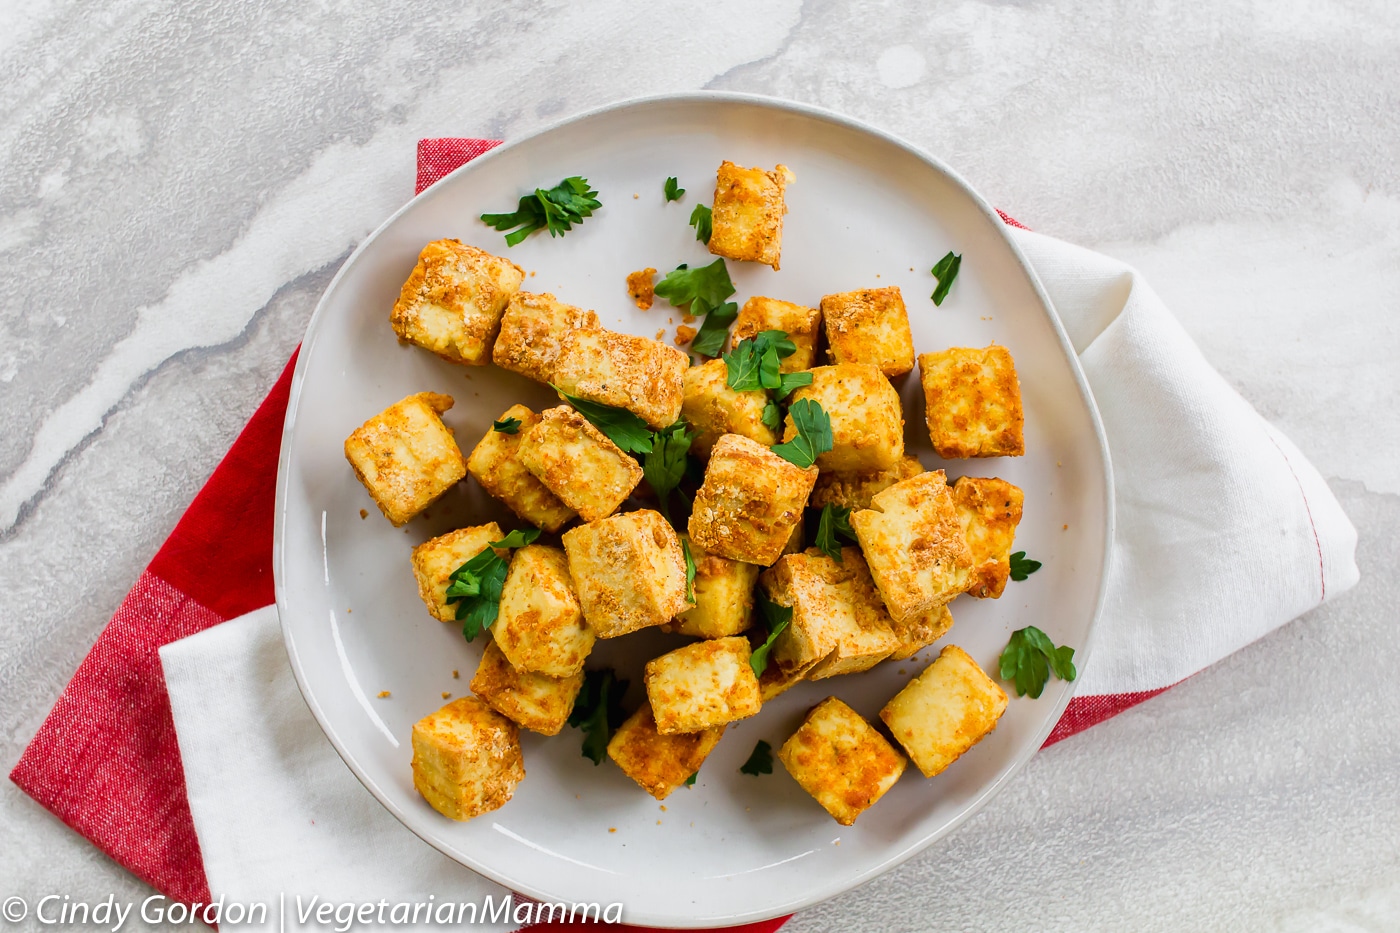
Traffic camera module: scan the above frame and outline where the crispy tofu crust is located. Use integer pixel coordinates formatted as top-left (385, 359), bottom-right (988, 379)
top-left (664, 535), bottom-right (761, 638)
top-left (784, 364), bottom-right (904, 473)
top-left (626, 268), bottom-right (657, 310)
top-left (889, 602), bottom-right (954, 662)
top-left (411, 696), bottom-right (524, 821)
top-left (606, 703), bottom-right (726, 800)
top-left (757, 654), bottom-right (820, 702)
top-left (809, 456), bottom-right (924, 512)
top-left (469, 639), bottom-right (584, 736)
top-left (688, 433), bottom-right (818, 566)
top-left (880, 644), bottom-right (1008, 778)
top-left (562, 510), bottom-right (692, 639)
top-left (952, 476), bottom-right (1025, 599)
top-left (553, 328), bottom-right (688, 430)
top-left (390, 239), bottom-right (524, 366)
top-left (466, 404), bottom-right (576, 532)
top-left (778, 697), bottom-right (906, 826)
top-left (344, 392), bottom-right (466, 526)
top-left (516, 406), bottom-right (643, 523)
top-left (681, 359), bottom-right (778, 459)
top-left (730, 296), bottom-right (822, 372)
top-left (492, 291), bottom-right (599, 385)
top-left (819, 287), bottom-right (915, 377)
top-left (645, 636), bottom-right (763, 734)
top-left (409, 523), bottom-right (504, 623)
top-left (918, 345), bottom-right (1025, 458)
top-left (708, 161), bottom-right (795, 270)
top-left (493, 544), bottom-right (594, 676)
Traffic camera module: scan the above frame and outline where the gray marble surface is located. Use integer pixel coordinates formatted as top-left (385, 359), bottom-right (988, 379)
top-left (2, 1), bottom-right (1398, 930)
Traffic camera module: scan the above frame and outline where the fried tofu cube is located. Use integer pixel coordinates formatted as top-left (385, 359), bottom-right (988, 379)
top-left (761, 548), bottom-right (899, 680)
top-left (469, 639), bottom-right (583, 736)
top-left (344, 392), bottom-right (466, 526)
top-left (889, 602), bottom-right (954, 662)
top-left (952, 476), bottom-right (1025, 599)
top-left (810, 456), bottom-right (925, 512)
top-left (665, 536), bottom-right (761, 638)
top-left (681, 359), bottom-right (778, 459)
top-left (918, 345), bottom-right (1025, 458)
top-left (778, 697), bottom-right (906, 826)
top-left (562, 510), bottom-right (691, 638)
top-left (820, 287), bottom-right (915, 377)
top-left (783, 365), bottom-right (903, 473)
top-left (390, 239), bottom-right (524, 366)
top-left (410, 696), bottom-right (524, 821)
top-left (880, 645), bottom-right (1008, 778)
top-left (688, 434), bottom-right (817, 566)
top-left (493, 544), bottom-right (593, 676)
top-left (553, 328), bottom-right (688, 429)
top-left (730, 296), bottom-right (822, 372)
top-left (757, 655), bottom-right (819, 702)
top-left (708, 161), bottom-right (795, 270)
top-left (606, 703), bottom-right (725, 800)
top-left (516, 406), bottom-right (642, 523)
top-left (466, 405), bottom-right (576, 532)
top-left (491, 291), bottom-right (600, 385)
top-left (644, 636), bottom-right (763, 734)
top-left (410, 523), bottom-right (504, 623)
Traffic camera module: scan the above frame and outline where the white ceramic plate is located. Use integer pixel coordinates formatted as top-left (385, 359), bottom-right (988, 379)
top-left (275, 92), bottom-right (1112, 928)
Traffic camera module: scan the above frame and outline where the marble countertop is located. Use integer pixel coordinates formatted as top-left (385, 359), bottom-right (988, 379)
top-left (2, 2), bottom-right (1397, 930)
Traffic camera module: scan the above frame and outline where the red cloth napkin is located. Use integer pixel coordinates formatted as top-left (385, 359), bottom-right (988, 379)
top-left (11, 138), bottom-right (1158, 928)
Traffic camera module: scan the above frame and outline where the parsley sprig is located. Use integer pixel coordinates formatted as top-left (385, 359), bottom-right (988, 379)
top-left (654, 259), bottom-right (736, 358)
top-left (749, 590), bottom-right (792, 678)
top-left (681, 537), bottom-right (697, 603)
top-left (492, 417), bottom-right (521, 434)
top-left (930, 251), bottom-right (962, 305)
top-left (480, 176), bottom-right (601, 247)
top-left (725, 330), bottom-right (812, 399)
top-left (739, 740), bottom-right (774, 776)
top-left (552, 387), bottom-right (655, 455)
top-left (446, 528), bottom-right (540, 641)
top-left (999, 626), bottom-right (1077, 699)
top-left (771, 398), bottom-right (833, 469)
top-left (567, 668), bottom-right (629, 765)
top-left (664, 177), bottom-right (685, 202)
top-left (1010, 551), bottom-right (1042, 581)
top-left (643, 421), bottom-right (693, 525)
top-left (689, 204), bottom-right (713, 244)
top-left (813, 503), bottom-right (858, 561)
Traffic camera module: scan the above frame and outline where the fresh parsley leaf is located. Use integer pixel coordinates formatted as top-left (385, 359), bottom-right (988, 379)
top-left (930, 251), bottom-right (962, 305)
top-left (999, 626), bottom-right (1077, 699)
top-left (654, 258), bottom-right (734, 311)
top-left (446, 529), bottom-right (541, 641)
top-left (552, 386), bottom-right (655, 454)
top-left (724, 330), bottom-right (795, 392)
top-left (770, 398), bottom-right (833, 469)
top-left (491, 528), bottom-right (541, 549)
top-left (684, 772), bottom-right (698, 786)
top-left (480, 176), bottom-right (601, 247)
top-left (749, 590), bottom-right (793, 678)
top-left (687, 299), bottom-right (739, 358)
top-left (681, 537), bottom-right (696, 603)
top-left (568, 668), bottom-right (629, 765)
top-left (761, 401), bottom-right (781, 432)
top-left (689, 204), bottom-right (713, 244)
top-left (492, 417), bottom-right (521, 434)
top-left (773, 370), bottom-right (812, 400)
top-left (813, 503), bottom-right (857, 561)
top-left (739, 740), bottom-right (773, 776)
top-left (644, 422), bottom-right (693, 524)
top-left (1009, 550), bottom-right (1043, 581)
top-left (664, 176), bottom-right (685, 202)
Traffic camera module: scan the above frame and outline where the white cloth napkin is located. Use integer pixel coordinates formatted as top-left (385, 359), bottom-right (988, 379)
top-left (160, 228), bottom-right (1358, 923)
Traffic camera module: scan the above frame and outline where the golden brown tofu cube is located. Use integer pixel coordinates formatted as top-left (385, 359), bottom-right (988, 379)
top-left (880, 644), bottom-right (1008, 778)
top-left (665, 536), bottom-right (761, 639)
top-left (681, 359), bottom-right (777, 459)
top-left (761, 548), bottom-right (899, 680)
top-left (809, 456), bottom-right (925, 512)
top-left (708, 161), bottom-right (795, 270)
top-left (390, 239), bottom-right (525, 366)
top-left (493, 544), bottom-right (593, 676)
top-left (784, 365), bottom-right (903, 473)
top-left (757, 655), bottom-right (820, 702)
top-left (850, 470), bottom-right (973, 624)
top-left (918, 345), bottom-right (1025, 458)
top-left (410, 523), bottom-right (504, 623)
top-left (644, 636), bottom-right (763, 734)
top-left (410, 696), bottom-right (524, 821)
top-left (820, 287), bottom-right (915, 377)
top-left (889, 602), bottom-right (954, 662)
top-left (516, 406), bottom-right (643, 523)
top-left (344, 392), bottom-right (466, 526)
top-left (606, 703), bottom-right (725, 800)
top-left (777, 697), bottom-right (906, 826)
top-left (952, 476), bottom-right (1025, 599)
top-left (466, 405), bottom-right (576, 533)
top-left (562, 510), bottom-right (691, 639)
top-left (730, 296), bottom-right (822, 372)
top-left (491, 291), bottom-right (600, 385)
top-left (552, 328), bottom-right (688, 430)
top-left (688, 434), bottom-right (818, 566)
top-left (469, 639), bottom-right (583, 736)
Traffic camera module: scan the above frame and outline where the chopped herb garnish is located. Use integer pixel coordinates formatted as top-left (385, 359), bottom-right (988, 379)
top-left (687, 299), bottom-right (739, 358)
top-left (681, 537), bottom-right (697, 604)
top-left (813, 503), bottom-right (857, 561)
top-left (653, 259), bottom-right (734, 312)
top-left (644, 421), bottom-right (693, 525)
top-left (930, 251), bottom-right (962, 305)
top-left (552, 386), bottom-right (655, 455)
top-left (761, 400), bottom-right (782, 432)
top-left (446, 528), bottom-right (541, 641)
top-left (739, 740), bottom-right (774, 776)
top-left (567, 668), bottom-right (629, 764)
top-left (1010, 551), bottom-right (1043, 581)
top-left (770, 398), bottom-right (833, 469)
top-left (480, 176), bottom-right (601, 247)
top-left (684, 772), bottom-right (698, 786)
top-left (724, 330), bottom-right (795, 391)
top-left (999, 626), bottom-right (1077, 699)
top-left (689, 204), bottom-right (713, 244)
top-left (492, 417), bottom-right (522, 434)
top-left (749, 590), bottom-right (793, 678)
top-left (664, 176), bottom-right (685, 202)
top-left (774, 370), bottom-right (813, 400)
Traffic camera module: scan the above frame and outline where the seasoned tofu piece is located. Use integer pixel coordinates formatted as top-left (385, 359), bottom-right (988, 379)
top-left (761, 548), bottom-right (899, 680)
top-left (390, 239), bottom-right (524, 366)
top-left (952, 476), bottom-right (1025, 599)
top-left (782, 514), bottom-right (806, 556)
top-left (708, 161), bottom-right (795, 270)
top-left (820, 287), bottom-right (915, 377)
top-left (410, 523), bottom-right (504, 623)
top-left (783, 365), bottom-right (903, 473)
top-left (493, 544), bottom-right (593, 676)
top-left (562, 510), bottom-right (691, 638)
top-left (681, 359), bottom-right (777, 459)
top-left (410, 696), bottom-right (524, 821)
top-left (810, 456), bottom-right (925, 512)
top-left (889, 602), bottom-right (954, 662)
top-left (344, 392), bottom-right (466, 526)
top-left (516, 406), bottom-right (643, 523)
top-left (758, 655), bottom-right (820, 702)
top-left (626, 268), bottom-right (656, 310)
top-left (606, 703), bottom-right (725, 800)
top-left (644, 636), bottom-right (763, 734)
top-left (665, 536), bottom-right (761, 639)
top-left (553, 328), bottom-right (688, 430)
top-left (851, 471), bottom-right (973, 624)
top-left (469, 639), bottom-right (583, 736)
top-left (466, 405), bottom-right (576, 533)
top-left (688, 434), bottom-right (818, 566)
top-left (918, 345), bottom-right (1025, 458)
top-left (730, 296), bottom-right (822, 372)
top-left (492, 291), bottom-right (599, 385)
top-left (880, 645), bottom-right (1008, 778)
top-left (778, 697), bottom-right (906, 826)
